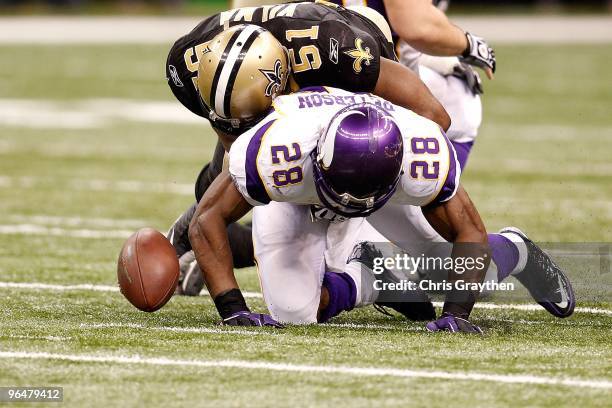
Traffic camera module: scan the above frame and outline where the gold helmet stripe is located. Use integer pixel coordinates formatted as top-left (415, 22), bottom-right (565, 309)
top-left (211, 25), bottom-right (264, 119)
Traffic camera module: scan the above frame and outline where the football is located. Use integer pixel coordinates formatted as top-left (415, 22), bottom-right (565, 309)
top-left (4, 6), bottom-right (611, 407)
top-left (117, 228), bottom-right (179, 312)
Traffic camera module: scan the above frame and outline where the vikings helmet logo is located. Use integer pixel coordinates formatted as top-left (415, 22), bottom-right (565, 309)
top-left (344, 38), bottom-right (373, 74)
top-left (259, 59), bottom-right (284, 97)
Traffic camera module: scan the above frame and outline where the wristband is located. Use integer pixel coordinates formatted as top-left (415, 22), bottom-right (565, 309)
top-left (442, 288), bottom-right (478, 319)
top-left (214, 288), bottom-right (250, 319)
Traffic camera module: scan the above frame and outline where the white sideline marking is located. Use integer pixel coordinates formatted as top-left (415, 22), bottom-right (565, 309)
top-left (0, 99), bottom-right (203, 129)
top-left (434, 301), bottom-right (612, 316)
top-left (0, 282), bottom-right (120, 292)
top-left (0, 281), bottom-right (262, 299)
top-left (4, 335), bottom-right (71, 342)
top-left (85, 321), bottom-right (422, 333)
top-left (0, 351), bottom-right (610, 390)
top-left (0, 175), bottom-right (193, 196)
top-left (0, 16), bottom-right (611, 44)
top-left (325, 323), bottom-right (423, 331)
top-left (81, 323), bottom-right (277, 336)
top-left (0, 224), bottom-right (133, 239)
top-left (6, 214), bottom-right (147, 229)
top-left (1, 281), bottom-right (610, 316)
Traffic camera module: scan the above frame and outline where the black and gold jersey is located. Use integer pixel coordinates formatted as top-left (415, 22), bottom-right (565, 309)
top-left (166, 1), bottom-right (396, 121)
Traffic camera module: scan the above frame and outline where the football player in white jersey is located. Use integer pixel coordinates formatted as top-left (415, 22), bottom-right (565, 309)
top-left (173, 1), bottom-right (493, 295)
top-left (188, 88), bottom-right (575, 331)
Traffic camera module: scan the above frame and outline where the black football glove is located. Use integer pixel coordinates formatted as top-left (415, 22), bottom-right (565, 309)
top-left (223, 311), bottom-right (283, 327)
top-left (214, 288), bottom-right (283, 328)
top-left (426, 312), bottom-right (483, 334)
top-left (452, 62), bottom-right (483, 95)
top-left (460, 32), bottom-right (496, 75)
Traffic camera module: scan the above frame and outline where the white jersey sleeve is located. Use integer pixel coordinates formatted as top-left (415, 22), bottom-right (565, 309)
top-left (391, 108), bottom-right (461, 206)
top-left (231, 87), bottom-right (460, 209)
top-left (229, 106), bottom-right (322, 207)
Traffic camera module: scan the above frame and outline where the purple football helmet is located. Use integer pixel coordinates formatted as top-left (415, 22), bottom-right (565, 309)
top-left (312, 103), bottom-right (403, 218)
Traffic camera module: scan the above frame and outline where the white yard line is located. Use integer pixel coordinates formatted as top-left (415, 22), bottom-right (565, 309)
top-left (0, 175), bottom-right (193, 196)
top-left (80, 322), bottom-right (278, 336)
top-left (0, 99), bottom-right (204, 129)
top-left (433, 301), bottom-right (612, 316)
top-left (6, 214), bottom-right (148, 229)
top-left (324, 322), bottom-right (424, 331)
top-left (3, 335), bottom-right (72, 342)
top-left (0, 224), bottom-right (134, 239)
top-left (0, 351), bottom-right (610, 389)
top-left (0, 282), bottom-right (120, 292)
top-left (0, 16), bottom-right (610, 44)
top-left (0, 281), bottom-right (610, 316)
top-left (0, 281), bottom-right (262, 299)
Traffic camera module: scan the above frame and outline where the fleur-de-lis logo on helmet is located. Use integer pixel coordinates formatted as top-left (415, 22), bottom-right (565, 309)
top-left (344, 38), bottom-right (373, 74)
top-left (259, 59), bottom-right (284, 97)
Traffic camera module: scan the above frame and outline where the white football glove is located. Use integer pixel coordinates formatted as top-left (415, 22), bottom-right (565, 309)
top-left (460, 32), bottom-right (496, 75)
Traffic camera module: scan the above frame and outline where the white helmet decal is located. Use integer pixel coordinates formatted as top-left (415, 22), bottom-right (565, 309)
top-left (318, 109), bottom-right (366, 169)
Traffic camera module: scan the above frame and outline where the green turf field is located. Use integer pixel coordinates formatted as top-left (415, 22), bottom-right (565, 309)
top-left (0, 44), bottom-right (611, 407)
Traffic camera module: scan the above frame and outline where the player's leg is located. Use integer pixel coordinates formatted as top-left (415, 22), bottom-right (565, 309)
top-left (490, 227), bottom-right (575, 317)
top-left (418, 64), bottom-right (482, 169)
top-left (366, 203), bottom-right (521, 282)
top-left (325, 218), bottom-right (436, 320)
top-left (324, 218), bottom-right (380, 309)
top-left (253, 202), bottom-right (361, 324)
top-left (368, 203), bottom-right (575, 317)
top-left (253, 202), bottom-right (328, 323)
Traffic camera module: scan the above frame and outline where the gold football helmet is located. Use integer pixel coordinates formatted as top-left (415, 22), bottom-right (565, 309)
top-left (197, 24), bottom-right (290, 134)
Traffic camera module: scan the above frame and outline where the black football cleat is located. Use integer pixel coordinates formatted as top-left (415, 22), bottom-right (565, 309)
top-left (500, 227), bottom-right (575, 318)
top-left (175, 251), bottom-right (205, 296)
top-left (166, 202), bottom-right (197, 259)
top-left (348, 242), bottom-right (436, 321)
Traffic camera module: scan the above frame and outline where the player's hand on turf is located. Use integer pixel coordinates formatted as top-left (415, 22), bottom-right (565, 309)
top-left (452, 63), bottom-right (483, 95)
top-left (460, 32), bottom-right (496, 79)
top-left (425, 312), bottom-right (483, 334)
top-left (222, 311), bottom-right (284, 328)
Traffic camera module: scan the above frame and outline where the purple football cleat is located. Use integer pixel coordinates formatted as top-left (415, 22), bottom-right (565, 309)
top-left (312, 103), bottom-right (404, 218)
top-left (500, 227), bottom-right (575, 318)
top-left (426, 313), bottom-right (483, 334)
top-left (222, 311), bottom-right (284, 328)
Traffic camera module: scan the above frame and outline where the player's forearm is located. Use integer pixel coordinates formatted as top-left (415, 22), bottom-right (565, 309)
top-left (375, 58), bottom-right (450, 130)
top-left (423, 187), bottom-right (489, 317)
top-left (445, 197), bottom-right (489, 318)
top-left (385, 0), bottom-right (467, 56)
top-left (188, 211), bottom-right (239, 298)
top-left (443, 230), bottom-right (489, 318)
